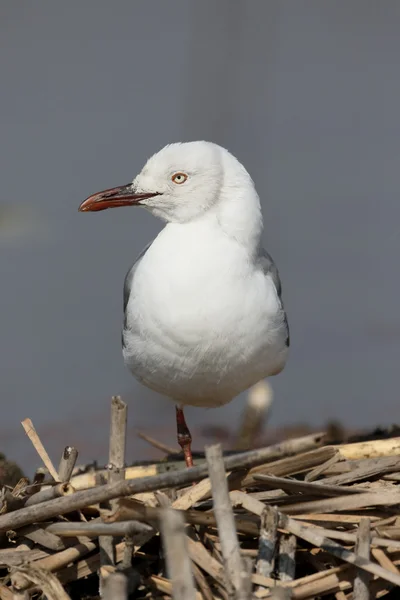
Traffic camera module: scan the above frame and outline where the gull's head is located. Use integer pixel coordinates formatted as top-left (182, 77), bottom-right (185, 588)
top-left (79, 141), bottom-right (256, 224)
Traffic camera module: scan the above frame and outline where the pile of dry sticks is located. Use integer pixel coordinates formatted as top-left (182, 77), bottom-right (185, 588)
top-left (0, 395), bottom-right (400, 600)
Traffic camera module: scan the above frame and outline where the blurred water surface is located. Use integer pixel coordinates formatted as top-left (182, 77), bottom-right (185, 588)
top-left (1, 1), bottom-right (400, 472)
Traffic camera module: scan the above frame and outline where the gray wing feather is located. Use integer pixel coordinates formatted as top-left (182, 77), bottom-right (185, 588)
top-left (123, 241), bottom-right (152, 314)
top-left (260, 248), bottom-right (290, 347)
top-left (122, 241), bottom-right (152, 345)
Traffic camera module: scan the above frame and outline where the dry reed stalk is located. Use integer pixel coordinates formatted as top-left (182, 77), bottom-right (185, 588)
top-left (160, 508), bottom-right (196, 600)
top-left (337, 437), bottom-right (400, 460)
top-left (304, 452), bottom-right (342, 481)
top-left (45, 520), bottom-right (152, 537)
top-left (172, 477), bottom-right (212, 510)
top-left (102, 571), bottom-right (128, 600)
top-left (21, 419), bottom-right (59, 482)
top-left (186, 533), bottom-right (225, 585)
top-left (353, 517), bottom-right (371, 600)
top-left (252, 473), bottom-right (365, 496)
top-left (371, 547), bottom-right (400, 574)
top-left (321, 456), bottom-right (400, 486)
top-left (99, 397), bottom-right (127, 596)
top-left (191, 561), bottom-right (214, 600)
top-left (244, 446), bottom-right (336, 485)
top-left (278, 534), bottom-right (296, 582)
top-left (206, 443), bottom-right (248, 600)
top-left (24, 482), bottom-right (75, 507)
top-left (280, 489), bottom-right (400, 515)
top-left (58, 446), bottom-right (78, 482)
top-left (291, 524), bottom-right (400, 550)
top-left (136, 430), bottom-right (178, 455)
top-left (97, 475), bottom-right (115, 597)
top-left (256, 506), bottom-right (279, 581)
top-left (108, 396), bottom-right (127, 482)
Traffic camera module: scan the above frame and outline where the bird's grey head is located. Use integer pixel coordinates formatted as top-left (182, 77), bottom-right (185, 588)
top-left (79, 141), bottom-right (255, 224)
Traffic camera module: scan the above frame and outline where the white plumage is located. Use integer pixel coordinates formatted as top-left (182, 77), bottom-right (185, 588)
top-left (122, 142), bottom-right (289, 406)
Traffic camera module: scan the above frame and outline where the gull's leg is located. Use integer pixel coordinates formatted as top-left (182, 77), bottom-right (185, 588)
top-left (175, 405), bottom-right (193, 468)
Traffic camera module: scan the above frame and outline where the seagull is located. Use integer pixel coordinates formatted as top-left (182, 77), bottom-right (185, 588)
top-left (79, 141), bottom-right (289, 467)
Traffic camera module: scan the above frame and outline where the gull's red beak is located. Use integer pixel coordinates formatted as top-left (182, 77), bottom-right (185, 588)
top-left (79, 184), bottom-right (160, 212)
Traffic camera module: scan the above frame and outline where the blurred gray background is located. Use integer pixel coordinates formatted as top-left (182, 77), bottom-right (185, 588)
top-left (1, 1), bottom-right (400, 472)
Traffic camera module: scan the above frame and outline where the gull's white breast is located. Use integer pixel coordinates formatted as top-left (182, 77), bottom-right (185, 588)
top-left (123, 221), bottom-right (288, 407)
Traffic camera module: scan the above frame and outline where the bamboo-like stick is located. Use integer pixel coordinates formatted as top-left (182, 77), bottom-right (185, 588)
top-left (191, 562), bottom-right (214, 600)
top-left (280, 489), bottom-right (400, 516)
top-left (337, 437), bottom-right (400, 460)
top-left (244, 446), bottom-right (336, 485)
top-left (252, 473), bottom-right (365, 496)
top-left (322, 455), bottom-right (400, 486)
top-left (21, 418), bottom-right (59, 482)
top-left (172, 477), bottom-right (212, 510)
top-left (58, 446), bottom-right (78, 483)
top-left (108, 396), bottom-right (127, 483)
top-left (353, 517), bottom-right (371, 600)
top-left (371, 547), bottom-right (400, 574)
top-left (278, 534), bottom-right (296, 582)
top-left (45, 520), bottom-right (152, 537)
top-left (256, 506), bottom-right (278, 581)
top-left (159, 508), bottom-right (196, 600)
top-left (304, 452), bottom-right (342, 482)
top-left (206, 444), bottom-right (248, 600)
top-left (25, 482), bottom-right (75, 507)
top-left (186, 534), bottom-right (225, 585)
top-left (96, 484), bottom-right (115, 584)
top-left (0, 433), bottom-right (324, 533)
top-left (99, 396), bottom-right (127, 595)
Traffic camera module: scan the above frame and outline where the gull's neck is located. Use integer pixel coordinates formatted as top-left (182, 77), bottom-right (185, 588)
top-left (210, 150), bottom-right (263, 256)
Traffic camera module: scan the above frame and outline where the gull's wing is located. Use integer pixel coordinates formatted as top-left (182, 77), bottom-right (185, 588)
top-left (122, 241), bottom-right (153, 345)
top-left (260, 248), bottom-right (290, 347)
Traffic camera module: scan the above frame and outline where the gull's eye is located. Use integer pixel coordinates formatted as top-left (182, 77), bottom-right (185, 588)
top-left (171, 172), bottom-right (188, 184)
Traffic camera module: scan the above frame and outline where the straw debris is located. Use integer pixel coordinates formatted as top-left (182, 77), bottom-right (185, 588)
top-left (0, 398), bottom-right (399, 598)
